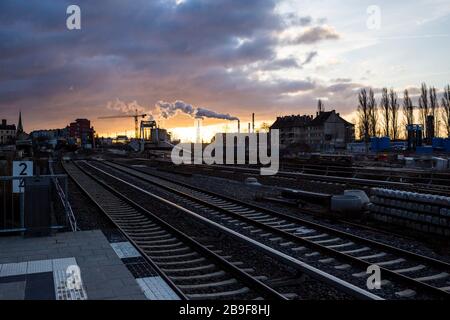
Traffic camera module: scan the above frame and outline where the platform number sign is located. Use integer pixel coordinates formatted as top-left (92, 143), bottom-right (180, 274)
top-left (13, 161), bottom-right (33, 194)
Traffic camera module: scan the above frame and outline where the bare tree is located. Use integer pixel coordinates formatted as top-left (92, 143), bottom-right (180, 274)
top-left (357, 89), bottom-right (370, 151)
top-left (357, 121), bottom-right (365, 141)
top-left (368, 88), bottom-right (377, 137)
top-left (380, 88), bottom-right (390, 137)
top-left (418, 82), bottom-right (429, 135)
top-left (317, 99), bottom-right (325, 113)
top-left (403, 89), bottom-right (414, 124)
top-left (389, 89), bottom-right (400, 140)
top-left (442, 85), bottom-right (450, 137)
top-left (429, 86), bottom-right (438, 136)
top-left (258, 122), bottom-right (271, 133)
top-left (402, 89), bottom-right (414, 138)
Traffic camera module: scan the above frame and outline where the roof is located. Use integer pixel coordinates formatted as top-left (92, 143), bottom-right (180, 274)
top-left (0, 123), bottom-right (16, 130)
top-left (270, 115), bottom-right (313, 129)
top-left (309, 111), bottom-right (353, 127)
top-left (309, 111), bottom-right (333, 126)
top-left (341, 118), bottom-right (354, 127)
top-left (271, 110), bottom-right (355, 129)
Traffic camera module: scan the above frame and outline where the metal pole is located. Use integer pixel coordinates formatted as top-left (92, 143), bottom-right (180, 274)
top-left (20, 190), bottom-right (25, 231)
top-left (2, 181), bottom-right (6, 228)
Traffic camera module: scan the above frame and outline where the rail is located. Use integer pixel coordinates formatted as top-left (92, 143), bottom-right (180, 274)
top-left (64, 161), bottom-right (287, 300)
top-left (84, 160), bottom-right (383, 300)
top-left (100, 160), bottom-right (450, 299)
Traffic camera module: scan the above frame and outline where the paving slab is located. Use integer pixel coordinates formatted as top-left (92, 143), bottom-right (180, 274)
top-left (0, 230), bottom-right (146, 300)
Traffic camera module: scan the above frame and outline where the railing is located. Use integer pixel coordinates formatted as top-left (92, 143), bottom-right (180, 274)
top-left (0, 174), bottom-right (72, 233)
top-left (49, 160), bottom-right (78, 232)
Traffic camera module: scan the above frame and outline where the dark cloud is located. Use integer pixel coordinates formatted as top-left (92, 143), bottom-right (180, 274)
top-left (0, 0), bottom-right (358, 131)
top-left (287, 25), bottom-right (340, 44)
top-left (332, 78), bottom-right (352, 83)
top-left (283, 13), bottom-right (312, 27)
top-left (301, 51), bottom-right (318, 66)
top-left (403, 86), bottom-right (422, 95)
top-left (326, 83), bottom-right (360, 93)
top-left (260, 58), bottom-right (300, 71)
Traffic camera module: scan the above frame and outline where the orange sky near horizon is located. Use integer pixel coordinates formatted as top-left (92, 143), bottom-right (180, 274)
top-left (93, 111), bottom-right (357, 142)
top-left (94, 115), bottom-right (273, 142)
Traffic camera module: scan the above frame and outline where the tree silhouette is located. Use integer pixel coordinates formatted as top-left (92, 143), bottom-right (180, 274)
top-left (368, 89), bottom-right (377, 137)
top-left (429, 86), bottom-right (438, 137)
top-left (402, 89), bottom-right (414, 138)
top-left (259, 122), bottom-right (271, 133)
top-left (418, 83), bottom-right (429, 136)
top-left (380, 88), bottom-right (390, 137)
top-left (389, 88), bottom-right (400, 140)
top-left (442, 85), bottom-right (450, 138)
top-left (317, 99), bottom-right (325, 113)
top-left (357, 89), bottom-right (370, 152)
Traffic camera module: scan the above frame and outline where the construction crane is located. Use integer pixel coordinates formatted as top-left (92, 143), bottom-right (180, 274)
top-left (98, 109), bottom-right (147, 139)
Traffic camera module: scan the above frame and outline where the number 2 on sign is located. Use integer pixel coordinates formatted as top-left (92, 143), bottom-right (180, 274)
top-left (12, 161), bottom-right (33, 194)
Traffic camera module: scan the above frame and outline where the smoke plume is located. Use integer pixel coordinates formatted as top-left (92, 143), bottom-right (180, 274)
top-left (195, 108), bottom-right (239, 121)
top-left (155, 100), bottom-right (239, 121)
top-left (107, 98), bottom-right (154, 120)
top-left (156, 100), bottom-right (195, 119)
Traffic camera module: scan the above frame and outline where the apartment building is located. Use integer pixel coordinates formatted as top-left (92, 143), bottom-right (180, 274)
top-left (270, 110), bottom-right (355, 151)
top-left (0, 119), bottom-right (16, 145)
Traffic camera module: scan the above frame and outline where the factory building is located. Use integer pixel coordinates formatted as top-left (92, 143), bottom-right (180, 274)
top-left (0, 119), bottom-right (16, 145)
top-left (270, 110), bottom-right (355, 151)
top-left (69, 118), bottom-right (95, 147)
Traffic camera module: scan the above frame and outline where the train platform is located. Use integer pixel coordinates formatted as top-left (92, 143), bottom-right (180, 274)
top-left (0, 230), bottom-right (180, 300)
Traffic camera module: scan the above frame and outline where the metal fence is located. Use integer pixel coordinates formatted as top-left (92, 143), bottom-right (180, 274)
top-left (51, 174), bottom-right (78, 232)
top-left (0, 174), bottom-right (73, 233)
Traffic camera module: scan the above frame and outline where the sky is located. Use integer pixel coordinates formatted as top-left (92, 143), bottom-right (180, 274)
top-left (1, 0), bottom-right (450, 141)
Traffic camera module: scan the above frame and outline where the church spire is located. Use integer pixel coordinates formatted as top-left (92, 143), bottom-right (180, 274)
top-left (17, 111), bottom-right (23, 133)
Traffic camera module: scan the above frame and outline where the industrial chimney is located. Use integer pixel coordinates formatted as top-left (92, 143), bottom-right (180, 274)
top-left (195, 118), bottom-right (202, 144)
top-left (237, 120), bottom-right (240, 133)
top-left (252, 113), bottom-right (255, 133)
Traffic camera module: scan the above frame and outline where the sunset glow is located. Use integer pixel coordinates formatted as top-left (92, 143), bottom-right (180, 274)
top-left (96, 119), bottom-right (272, 142)
top-left (1, 0), bottom-right (449, 138)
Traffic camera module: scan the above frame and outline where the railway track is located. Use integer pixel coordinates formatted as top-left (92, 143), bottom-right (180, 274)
top-left (280, 163), bottom-right (450, 187)
top-left (62, 161), bottom-right (288, 300)
top-left (90, 159), bottom-right (450, 300)
top-left (133, 158), bottom-right (450, 194)
top-left (72, 160), bottom-right (383, 300)
top-left (191, 164), bottom-right (450, 196)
